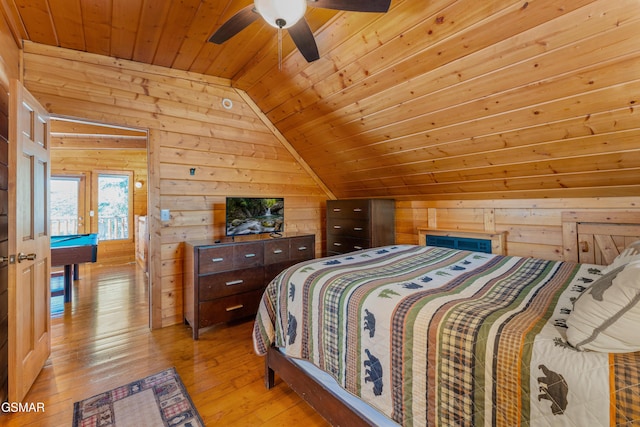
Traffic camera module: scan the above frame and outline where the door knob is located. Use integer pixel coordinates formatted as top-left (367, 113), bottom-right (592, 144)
top-left (17, 253), bottom-right (37, 262)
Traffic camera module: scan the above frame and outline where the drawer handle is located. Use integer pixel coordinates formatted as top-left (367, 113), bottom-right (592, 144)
top-left (297, 246), bottom-right (307, 251)
top-left (212, 257), bottom-right (224, 263)
top-left (333, 208), bottom-right (341, 212)
top-left (353, 208), bottom-right (362, 212)
top-left (333, 242), bottom-right (342, 246)
top-left (354, 246), bottom-right (363, 250)
top-left (245, 253), bottom-right (256, 258)
top-left (273, 249), bottom-right (283, 254)
top-left (333, 225), bottom-right (341, 229)
top-left (226, 280), bottom-right (244, 286)
top-left (226, 304), bottom-right (244, 312)
top-left (353, 227), bottom-right (363, 231)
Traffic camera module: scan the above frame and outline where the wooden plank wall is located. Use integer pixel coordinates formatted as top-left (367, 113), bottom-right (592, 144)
top-left (396, 198), bottom-right (640, 261)
top-left (51, 147), bottom-right (148, 265)
top-left (7, 36), bottom-right (639, 330)
top-left (20, 42), bottom-right (330, 327)
top-left (0, 12), bottom-right (19, 403)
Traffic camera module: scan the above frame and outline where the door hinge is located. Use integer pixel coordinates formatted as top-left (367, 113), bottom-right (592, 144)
top-left (0, 255), bottom-right (16, 264)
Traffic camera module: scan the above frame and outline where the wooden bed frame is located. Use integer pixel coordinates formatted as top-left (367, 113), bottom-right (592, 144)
top-left (265, 348), bottom-right (377, 426)
top-left (264, 210), bottom-right (640, 426)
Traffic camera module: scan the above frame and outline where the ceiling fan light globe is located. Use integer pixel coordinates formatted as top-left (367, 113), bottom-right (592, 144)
top-left (254, 0), bottom-right (306, 29)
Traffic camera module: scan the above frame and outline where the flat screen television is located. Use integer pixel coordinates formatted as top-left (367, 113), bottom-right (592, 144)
top-left (225, 197), bottom-right (284, 237)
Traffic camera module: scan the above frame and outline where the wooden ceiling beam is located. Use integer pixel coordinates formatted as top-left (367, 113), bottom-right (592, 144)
top-left (50, 136), bottom-right (147, 149)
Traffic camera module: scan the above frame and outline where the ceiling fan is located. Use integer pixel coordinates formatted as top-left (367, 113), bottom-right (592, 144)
top-left (209, 0), bottom-right (392, 63)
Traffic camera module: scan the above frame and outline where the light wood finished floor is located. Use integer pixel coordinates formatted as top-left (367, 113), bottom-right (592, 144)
top-left (2, 263), bottom-right (329, 426)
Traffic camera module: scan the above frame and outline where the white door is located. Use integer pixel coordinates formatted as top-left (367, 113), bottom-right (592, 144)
top-left (8, 79), bottom-right (51, 402)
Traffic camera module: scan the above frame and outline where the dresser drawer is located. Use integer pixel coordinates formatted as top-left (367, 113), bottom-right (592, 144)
top-left (290, 235), bottom-right (315, 261)
top-left (327, 236), bottom-right (370, 254)
top-left (233, 242), bottom-right (264, 269)
top-left (327, 218), bottom-right (370, 239)
top-left (198, 289), bottom-right (264, 327)
top-left (200, 242), bottom-right (264, 272)
top-left (198, 246), bottom-right (234, 274)
top-left (199, 267), bottom-right (265, 300)
top-left (264, 239), bottom-right (290, 265)
top-left (327, 200), bottom-right (370, 219)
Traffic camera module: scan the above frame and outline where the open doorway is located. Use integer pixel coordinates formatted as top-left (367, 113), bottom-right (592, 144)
top-left (49, 118), bottom-right (149, 319)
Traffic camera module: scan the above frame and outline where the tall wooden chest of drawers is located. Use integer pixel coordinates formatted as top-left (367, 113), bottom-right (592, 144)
top-left (326, 199), bottom-right (395, 256)
top-left (184, 234), bottom-right (315, 339)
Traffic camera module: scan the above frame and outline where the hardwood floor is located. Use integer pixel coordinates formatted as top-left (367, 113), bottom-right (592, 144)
top-left (1, 263), bottom-right (329, 426)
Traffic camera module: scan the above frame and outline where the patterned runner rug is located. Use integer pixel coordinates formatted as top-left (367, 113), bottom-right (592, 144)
top-left (72, 367), bottom-right (204, 427)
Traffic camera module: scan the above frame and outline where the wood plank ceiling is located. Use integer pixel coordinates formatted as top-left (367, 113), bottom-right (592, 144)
top-left (2, 0), bottom-right (638, 200)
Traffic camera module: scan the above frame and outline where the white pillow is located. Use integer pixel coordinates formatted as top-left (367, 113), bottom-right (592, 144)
top-left (601, 239), bottom-right (640, 273)
top-left (566, 260), bottom-right (640, 353)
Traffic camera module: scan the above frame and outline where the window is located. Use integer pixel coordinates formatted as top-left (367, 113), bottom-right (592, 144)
top-left (98, 173), bottom-right (131, 241)
top-left (50, 177), bottom-right (80, 236)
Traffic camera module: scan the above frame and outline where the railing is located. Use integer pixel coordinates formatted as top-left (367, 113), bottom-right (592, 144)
top-left (98, 216), bottom-right (129, 240)
top-left (51, 216), bottom-right (129, 240)
top-left (51, 218), bottom-right (78, 236)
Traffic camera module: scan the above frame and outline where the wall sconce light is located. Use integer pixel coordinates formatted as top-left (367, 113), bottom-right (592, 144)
top-left (134, 181), bottom-right (143, 189)
top-left (190, 168), bottom-right (196, 176)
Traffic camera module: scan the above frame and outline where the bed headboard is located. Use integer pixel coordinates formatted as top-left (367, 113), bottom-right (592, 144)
top-left (562, 211), bottom-right (640, 265)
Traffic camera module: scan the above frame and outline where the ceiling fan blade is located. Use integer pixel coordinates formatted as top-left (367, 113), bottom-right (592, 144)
top-left (288, 19), bottom-right (320, 62)
top-left (209, 5), bottom-right (260, 44)
top-left (309, 0), bottom-right (391, 13)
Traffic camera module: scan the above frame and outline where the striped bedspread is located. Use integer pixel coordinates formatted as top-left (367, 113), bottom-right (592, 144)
top-left (252, 245), bottom-right (640, 426)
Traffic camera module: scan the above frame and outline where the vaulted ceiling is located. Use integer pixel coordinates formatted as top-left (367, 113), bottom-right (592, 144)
top-left (2, 0), bottom-right (639, 200)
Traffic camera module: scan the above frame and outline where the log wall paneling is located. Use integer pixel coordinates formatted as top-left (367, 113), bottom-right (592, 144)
top-left (395, 198), bottom-right (640, 262)
top-left (0, 13), bottom-right (19, 88)
top-left (21, 42), bottom-right (330, 327)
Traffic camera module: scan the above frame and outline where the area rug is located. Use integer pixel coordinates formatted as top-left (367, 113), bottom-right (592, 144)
top-left (73, 367), bottom-right (204, 427)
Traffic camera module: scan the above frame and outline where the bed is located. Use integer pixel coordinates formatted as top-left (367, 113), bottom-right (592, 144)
top-left (252, 212), bottom-right (640, 426)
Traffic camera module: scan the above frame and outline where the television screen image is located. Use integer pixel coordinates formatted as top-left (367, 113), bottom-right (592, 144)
top-left (226, 197), bottom-right (284, 236)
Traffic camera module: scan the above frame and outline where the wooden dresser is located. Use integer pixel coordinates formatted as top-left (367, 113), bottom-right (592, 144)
top-left (183, 234), bottom-right (315, 339)
top-left (326, 199), bottom-right (395, 256)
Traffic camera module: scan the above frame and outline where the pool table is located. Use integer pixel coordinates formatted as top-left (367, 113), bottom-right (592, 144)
top-left (51, 233), bottom-right (99, 303)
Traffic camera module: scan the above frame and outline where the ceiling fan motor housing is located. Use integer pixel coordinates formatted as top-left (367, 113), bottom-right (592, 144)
top-left (254, 0), bottom-right (307, 29)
